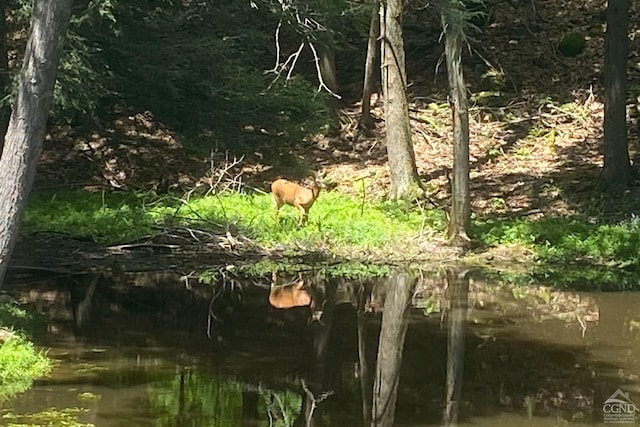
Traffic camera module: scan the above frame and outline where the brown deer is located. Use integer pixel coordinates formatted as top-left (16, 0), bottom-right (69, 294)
top-left (271, 174), bottom-right (322, 225)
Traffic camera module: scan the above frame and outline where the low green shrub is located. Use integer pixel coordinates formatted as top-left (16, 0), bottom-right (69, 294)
top-left (0, 333), bottom-right (52, 401)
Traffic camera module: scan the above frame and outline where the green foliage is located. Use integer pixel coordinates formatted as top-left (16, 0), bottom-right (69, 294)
top-left (0, 302), bottom-right (44, 335)
top-left (1, 407), bottom-right (90, 427)
top-left (148, 370), bottom-right (302, 427)
top-left (3, 0), bottom-right (117, 122)
top-left (558, 32), bottom-right (586, 57)
top-left (25, 188), bottom-right (640, 290)
top-left (236, 260), bottom-right (391, 279)
top-left (0, 334), bottom-right (52, 402)
top-left (185, 191), bottom-right (445, 255)
top-left (23, 190), bottom-right (166, 242)
top-left (24, 189), bottom-right (447, 260)
top-left (6, 0), bottom-right (335, 144)
top-left (0, 301), bottom-right (52, 402)
top-left (259, 0), bottom-right (372, 49)
top-left (532, 265), bottom-right (640, 290)
top-left (475, 216), bottom-right (640, 273)
top-left (101, 1), bottom-right (332, 143)
top-left (439, 0), bottom-right (487, 38)
top-left (149, 372), bottom-right (243, 426)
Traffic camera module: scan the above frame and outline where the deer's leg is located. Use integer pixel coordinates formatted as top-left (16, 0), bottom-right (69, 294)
top-left (273, 197), bottom-right (283, 221)
top-left (298, 206), bottom-right (308, 225)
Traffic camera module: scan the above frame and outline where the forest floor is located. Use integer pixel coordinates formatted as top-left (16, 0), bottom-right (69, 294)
top-left (13, 0), bottom-right (640, 276)
top-left (33, 0), bottom-right (640, 218)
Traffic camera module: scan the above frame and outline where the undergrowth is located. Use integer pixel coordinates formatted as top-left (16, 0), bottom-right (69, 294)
top-left (23, 189), bottom-right (640, 288)
top-left (23, 190), bottom-right (447, 257)
top-left (475, 215), bottom-right (640, 269)
top-left (0, 302), bottom-right (52, 402)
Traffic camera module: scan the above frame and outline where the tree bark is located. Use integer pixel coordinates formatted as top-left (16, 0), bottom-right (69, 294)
top-left (601, 0), bottom-right (631, 195)
top-left (360, 0), bottom-right (380, 132)
top-left (381, 0), bottom-right (422, 200)
top-left (442, 7), bottom-right (471, 244)
top-left (0, 0), bottom-right (73, 288)
top-left (318, 45), bottom-right (340, 129)
top-left (0, 1), bottom-right (11, 153)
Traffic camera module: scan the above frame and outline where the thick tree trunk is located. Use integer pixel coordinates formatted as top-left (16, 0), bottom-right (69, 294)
top-left (442, 10), bottom-right (471, 244)
top-left (360, 0), bottom-right (380, 132)
top-left (0, 1), bottom-right (10, 153)
top-left (381, 0), bottom-right (422, 200)
top-left (0, 0), bottom-right (73, 288)
top-left (601, 0), bottom-right (630, 195)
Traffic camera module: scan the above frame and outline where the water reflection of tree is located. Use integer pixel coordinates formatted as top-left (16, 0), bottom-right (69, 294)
top-left (443, 268), bottom-right (470, 426)
top-left (371, 270), bottom-right (415, 427)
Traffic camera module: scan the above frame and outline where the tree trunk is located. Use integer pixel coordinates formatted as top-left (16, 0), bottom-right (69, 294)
top-left (601, 0), bottom-right (630, 195)
top-left (360, 0), bottom-right (380, 132)
top-left (442, 8), bottom-right (471, 244)
top-left (381, 0), bottom-right (422, 200)
top-left (0, 0), bottom-right (73, 288)
top-left (371, 270), bottom-right (414, 427)
top-left (318, 45), bottom-right (340, 129)
top-left (0, 1), bottom-right (11, 153)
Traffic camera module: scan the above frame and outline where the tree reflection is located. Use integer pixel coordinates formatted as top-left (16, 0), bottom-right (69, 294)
top-left (371, 270), bottom-right (415, 427)
top-left (443, 268), bottom-right (470, 427)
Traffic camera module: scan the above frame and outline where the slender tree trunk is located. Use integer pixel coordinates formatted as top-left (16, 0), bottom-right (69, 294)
top-left (0, 0), bottom-right (73, 288)
top-left (319, 47), bottom-right (339, 98)
top-left (381, 0), bottom-right (422, 200)
top-left (0, 1), bottom-right (11, 154)
top-left (442, 7), bottom-right (471, 244)
top-left (371, 270), bottom-right (414, 427)
top-left (601, 0), bottom-right (630, 195)
top-left (319, 45), bottom-right (340, 129)
top-left (360, 0), bottom-right (380, 132)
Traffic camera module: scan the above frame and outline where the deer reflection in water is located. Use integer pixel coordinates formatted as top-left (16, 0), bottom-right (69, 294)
top-left (268, 274), bottom-right (324, 322)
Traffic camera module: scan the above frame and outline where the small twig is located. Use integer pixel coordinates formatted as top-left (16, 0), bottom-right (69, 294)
top-left (106, 242), bottom-right (179, 252)
top-left (266, 17), bottom-right (283, 73)
top-left (546, 103), bottom-right (588, 126)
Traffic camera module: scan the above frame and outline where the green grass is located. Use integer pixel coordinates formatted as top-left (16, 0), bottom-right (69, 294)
top-left (23, 188), bottom-right (640, 287)
top-left (0, 334), bottom-right (52, 401)
top-left (0, 302), bottom-right (52, 402)
top-left (23, 191), bottom-right (161, 242)
top-left (475, 216), bottom-right (640, 267)
top-left (23, 189), bottom-right (448, 257)
top-left (474, 215), bottom-right (640, 289)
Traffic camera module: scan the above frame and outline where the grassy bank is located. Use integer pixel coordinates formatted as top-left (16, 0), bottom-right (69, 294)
top-left (23, 189), bottom-right (447, 260)
top-left (21, 188), bottom-right (640, 288)
top-left (0, 303), bottom-right (51, 401)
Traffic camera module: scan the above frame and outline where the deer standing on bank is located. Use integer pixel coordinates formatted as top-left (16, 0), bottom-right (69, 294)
top-left (271, 174), bottom-right (322, 225)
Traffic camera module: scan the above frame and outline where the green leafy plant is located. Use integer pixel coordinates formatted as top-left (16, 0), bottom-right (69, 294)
top-left (0, 334), bottom-right (52, 401)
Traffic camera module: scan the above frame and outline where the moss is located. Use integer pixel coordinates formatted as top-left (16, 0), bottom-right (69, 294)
top-left (558, 32), bottom-right (586, 57)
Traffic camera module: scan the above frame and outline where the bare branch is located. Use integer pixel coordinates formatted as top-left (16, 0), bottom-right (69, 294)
top-left (266, 17), bottom-right (283, 74)
top-left (308, 42), bottom-right (342, 99)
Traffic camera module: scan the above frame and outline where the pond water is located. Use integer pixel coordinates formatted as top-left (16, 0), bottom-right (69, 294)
top-left (1, 269), bottom-right (640, 426)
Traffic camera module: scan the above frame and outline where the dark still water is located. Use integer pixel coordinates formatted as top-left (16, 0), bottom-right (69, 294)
top-left (2, 269), bottom-right (640, 426)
